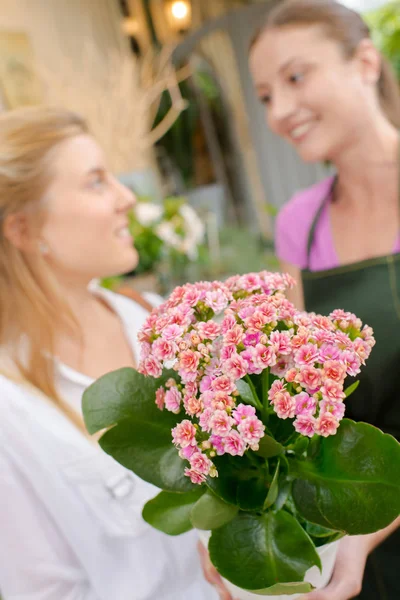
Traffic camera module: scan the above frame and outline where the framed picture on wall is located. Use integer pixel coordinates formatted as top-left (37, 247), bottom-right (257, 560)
top-left (0, 31), bottom-right (42, 109)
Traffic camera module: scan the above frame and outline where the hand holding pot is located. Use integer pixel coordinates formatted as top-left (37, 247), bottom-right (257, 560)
top-left (301, 536), bottom-right (369, 600)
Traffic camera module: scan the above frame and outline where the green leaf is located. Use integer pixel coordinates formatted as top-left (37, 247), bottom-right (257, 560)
top-left (236, 378), bottom-right (263, 410)
top-left (142, 488), bottom-right (204, 535)
top-left (249, 582), bottom-right (315, 595)
top-left (256, 435), bottom-right (284, 458)
top-left (264, 460), bottom-right (280, 510)
top-left (293, 436), bottom-right (310, 456)
top-left (209, 511), bottom-right (321, 590)
top-left (82, 367), bottom-right (177, 434)
top-left (291, 419), bottom-right (400, 534)
top-left (191, 490), bottom-right (239, 530)
top-left (206, 455), bottom-right (268, 511)
top-left (82, 368), bottom-right (195, 492)
top-left (344, 380), bottom-right (360, 398)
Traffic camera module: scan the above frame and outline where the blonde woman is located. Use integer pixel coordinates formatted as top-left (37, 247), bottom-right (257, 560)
top-left (0, 106), bottom-right (218, 600)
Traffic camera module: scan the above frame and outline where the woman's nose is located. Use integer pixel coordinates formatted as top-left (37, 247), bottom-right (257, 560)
top-left (113, 176), bottom-right (136, 211)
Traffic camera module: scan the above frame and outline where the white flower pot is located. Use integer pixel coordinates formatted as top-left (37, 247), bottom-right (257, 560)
top-left (198, 530), bottom-right (340, 600)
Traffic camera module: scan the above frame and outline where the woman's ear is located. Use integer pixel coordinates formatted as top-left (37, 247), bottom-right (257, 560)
top-left (355, 38), bottom-right (382, 87)
top-left (2, 212), bottom-right (39, 253)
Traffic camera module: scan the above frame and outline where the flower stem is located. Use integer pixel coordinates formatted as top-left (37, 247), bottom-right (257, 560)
top-left (262, 367), bottom-right (270, 411)
top-left (244, 375), bottom-right (263, 411)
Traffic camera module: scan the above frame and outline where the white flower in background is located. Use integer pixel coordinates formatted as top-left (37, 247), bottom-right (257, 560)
top-left (178, 205), bottom-right (205, 260)
top-left (134, 202), bottom-right (163, 226)
top-left (156, 221), bottom-right (182, 248)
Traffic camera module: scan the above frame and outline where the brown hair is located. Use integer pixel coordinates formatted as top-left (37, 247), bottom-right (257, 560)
top-left (250, 0), bottom-right (400, 128)
top-left (0, 106), bottom-right (89, 431)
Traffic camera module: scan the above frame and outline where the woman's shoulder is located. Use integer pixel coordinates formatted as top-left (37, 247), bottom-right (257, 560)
top-left (277, 176), bottom-right (334, 227)
top-left (275, 176), bottom-right (334, 268)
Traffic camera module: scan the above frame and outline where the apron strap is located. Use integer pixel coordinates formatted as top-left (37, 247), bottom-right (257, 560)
top-left (306, 175), bottom-right (337, 268)
top-left (306, 135), bottom-right (400, 269)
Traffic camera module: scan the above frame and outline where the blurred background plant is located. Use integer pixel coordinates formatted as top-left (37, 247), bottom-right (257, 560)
top-left (365, 1), bottom-right (400, 81)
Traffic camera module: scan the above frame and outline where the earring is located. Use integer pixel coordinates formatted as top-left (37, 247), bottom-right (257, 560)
top-left (39, 240), bottom-right (49, 255)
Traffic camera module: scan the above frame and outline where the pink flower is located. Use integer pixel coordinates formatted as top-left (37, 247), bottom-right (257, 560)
top-left (142, 356), bottom-right (162, 378)
top-left (224, 430), bottom-right (246, 456)
top-left (291, 327), bottom-right (310, 349)
top-left (294, 392), bottom-right (317, 416)
top-left (259, 303), bottom-right (278, 323)
top-left (221, 313), bottom-right (236, 334)
top-left (179, 445), bottom-right (197, 460)
top-left (318, 343), bottom-right (341, 363)
top-left (297, 365), bottom-right (322, 391)
top-left (224, 353), bottom-right (248, 380)
top-left (340, 350), bottom-right (361, 376)
top-left (152, 338), bottom-right (177, 362)
top-left (245, 311), bottom-right (269, 330)
top-left (253, 344), bottom-right (277, 369)
top-left (312, 315), bottom-right (335, 331)
top-left (224, 324), bottom-right (244, 345)
top-left (183, 288), bottom-right (202, 306)
top-left (320, 400), bottom-right (345, 420)
top-left (199, 407), bottom-right (214, 432)
top-left (205, 289), bottom-right (229, 313)
top-left (269, 331), bottom-right (292, 355)
top-left (285, 368), bottom-right (298, 383)
top-left (232, 403), bottom-right (256, 424)
top-left (197, 320), bottom-right (221, 340)
top-left (270, 355), bottom-right (293, 377)
top-left (272, 392), bottom-right (296, 419)
top-left (162, 323), bottom-right (184, 341)
top-left (211, 391), bottom-right (235, 411)
top-left (268, 380), bottom-right (286, 402)
top-left (210, 434), bottom-right (225, 455)
top-left (140, 342), bottom-right (151, 359)
top-left (320, 379), bottom-right (345, 402)
top-left (200, 376), bottom-right (213, 393)
top-left (295, 343), bottom-right (319, 366)
top-left (189, 452), bottom-right (212, 475)
top-left (353, 338), bottom-right (371, 364)
top-left (165, 387), bottom-right (182, 413)
top-left (243, 330), bottom-right (262, 347)
top-left (240, 349), bottom-right (259, 374)
top-left (209, 410), bottom-right (234, 436)
top-left (172, 420), bottom-right (197, 447)
top-left (184, 396), bottom-right (202, 416)
top-left (184, 468), bottom-right (206, 484)
top-left (322, 360), bottom-right (347, 384)
top-left (237, 416), bottom-right (265, 446)
top-left (155, 387), bottom-right (166, 411)
top-left (220, 344), bottom-right (236, 361)
top-left (211, 375), bottom-right (236, 394)
top-left (315, 413), bottom-right (340, 437)
top-left (294, 414), bottom-right (316, 437)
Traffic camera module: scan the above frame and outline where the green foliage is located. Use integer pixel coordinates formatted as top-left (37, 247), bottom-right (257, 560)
top-left (142, 489), bottom-right (204, 535)
top-left (82, 362), bottom-right (400, 594)
top-left (366, 2), bottom-right (400, 80)
top-left (208, 511), bottom-right (321, 591)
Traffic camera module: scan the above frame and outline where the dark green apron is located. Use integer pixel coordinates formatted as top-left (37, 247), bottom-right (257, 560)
top-left (302, 173), bottom-right (400, 599)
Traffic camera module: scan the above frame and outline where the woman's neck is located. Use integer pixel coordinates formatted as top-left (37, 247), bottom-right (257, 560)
top-left (332, 118), bottom-right (398, 209)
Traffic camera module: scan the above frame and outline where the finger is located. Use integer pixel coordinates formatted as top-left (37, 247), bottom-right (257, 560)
top-left (214, 582), bottom-right (233, 600)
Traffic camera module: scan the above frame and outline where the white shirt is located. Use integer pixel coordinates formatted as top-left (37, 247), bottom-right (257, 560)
top-left (0, 287), bottom-right (217, 600)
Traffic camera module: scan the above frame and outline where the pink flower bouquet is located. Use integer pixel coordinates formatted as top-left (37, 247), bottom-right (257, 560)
top-left (83, 272), bottom-right (400, 597)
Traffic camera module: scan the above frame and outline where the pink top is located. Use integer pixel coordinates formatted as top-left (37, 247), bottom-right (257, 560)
top-left (275, 175), bottom-right (400, 272)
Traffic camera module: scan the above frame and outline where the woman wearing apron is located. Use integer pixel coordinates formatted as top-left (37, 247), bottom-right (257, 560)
top-left (247, 1), bottom-right (400, 599)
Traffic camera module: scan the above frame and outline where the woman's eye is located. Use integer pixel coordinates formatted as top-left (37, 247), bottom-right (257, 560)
top-left (90, 176), bottom-right (106, 189)
top-left (289, 72), bottom-right (304, 84)
top-left (260, 94), bottom-right (271, 105)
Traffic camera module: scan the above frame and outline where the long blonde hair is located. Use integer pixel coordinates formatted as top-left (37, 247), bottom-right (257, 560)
top-left (0, 106), bottom-right (90, 430)
top-left (250, 0), bottom-right (400, 128)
